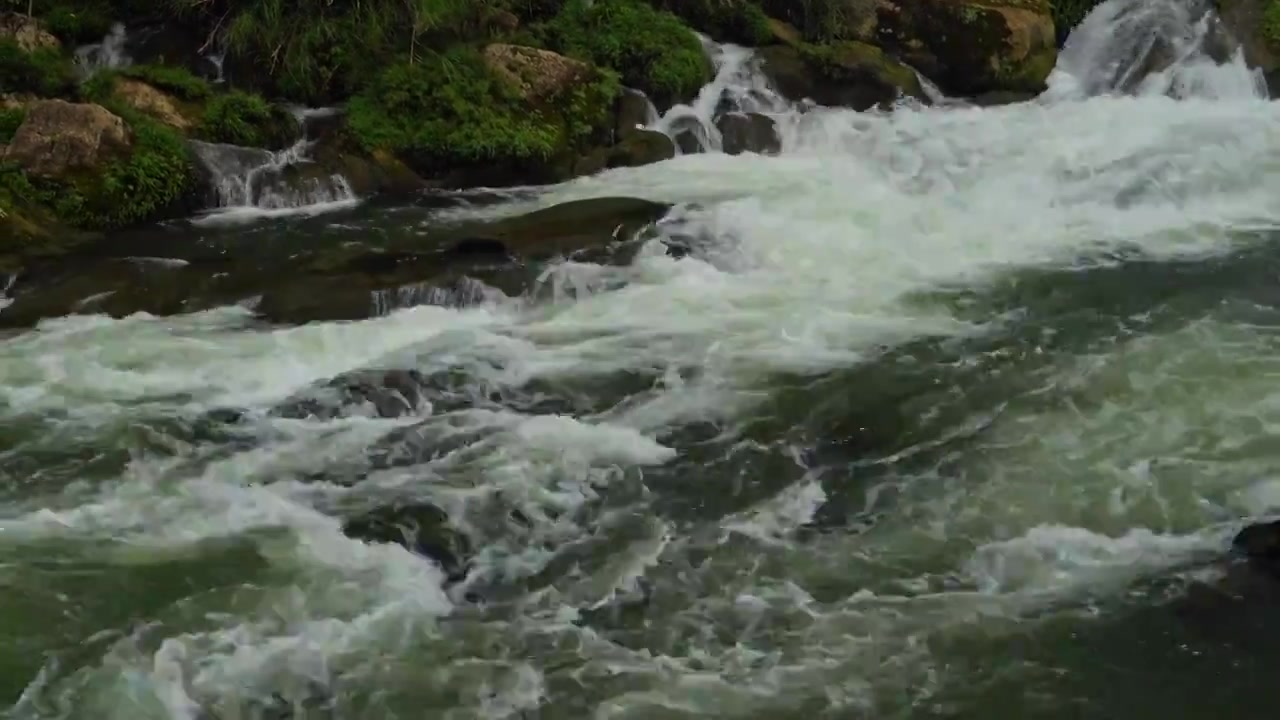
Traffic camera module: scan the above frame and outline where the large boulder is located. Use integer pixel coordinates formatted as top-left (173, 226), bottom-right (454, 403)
top-left (3, 100), bottom-right (131, 179)
top-left (760, 41), bottom-right (925, 110)
top-left (875, 0), bottom-right (1057, 96)
top-left (0, 12), bottom-right (60, 52)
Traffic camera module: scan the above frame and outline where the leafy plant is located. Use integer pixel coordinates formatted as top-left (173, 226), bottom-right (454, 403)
top-left (54, 111), bottom-right (196, 229)
top-left (346, 46), bottom-right (617, 174)
top-left (540, 0), bottom-right (709, 107)
top-left (121, 63), bottom-right (212, 100)
top-left (649, 0), bottom-right (773, 45)
top-left (198, 90), bottom-right (296, 148)
top-left (0, 38), bottom-right (78, 98)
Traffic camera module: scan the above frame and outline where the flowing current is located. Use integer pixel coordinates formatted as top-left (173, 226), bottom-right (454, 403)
top-left (6, 0), bottom-right (1280, 717)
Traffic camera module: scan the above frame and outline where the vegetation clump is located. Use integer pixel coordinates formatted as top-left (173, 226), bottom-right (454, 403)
top-left (539, 0), bottom-right (710, 106)
top-left (650, 0), bottom-right (773, 45)
top-left (0, 38), bottom-right (77, 97)
top-left (197, 90), bottom-right (296, 149)
top-left (120, 63), bottom-right (211, 100)
top-left (346, 46), bottom-right (618, 181)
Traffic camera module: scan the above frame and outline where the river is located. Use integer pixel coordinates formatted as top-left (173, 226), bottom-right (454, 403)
top-left (3, 0), bottom-right (1280, 717)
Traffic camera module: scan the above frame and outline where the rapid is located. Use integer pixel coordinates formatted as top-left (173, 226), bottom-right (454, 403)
top-left (5, 0), bottom-right (1280, 717)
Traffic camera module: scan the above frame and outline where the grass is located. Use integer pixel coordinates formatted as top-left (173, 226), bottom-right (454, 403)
top-left (120, 64), bottom-right (212, 100)
top-left (540, 0), bottom-right (709, 106)
top-left (197, 90), bottom-right (296, 148)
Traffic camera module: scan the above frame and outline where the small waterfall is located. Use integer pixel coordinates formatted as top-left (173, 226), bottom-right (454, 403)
top-left (0, 273), bottom-right (16, 312)
top-left (190, 110), bottom-right (358, 223)
top-left (648, 35), bottom-right (792, 153)
top-left (75, 23), bottom-right (130, 75)
top-left (1044, 0), bottom-right (1266, 101)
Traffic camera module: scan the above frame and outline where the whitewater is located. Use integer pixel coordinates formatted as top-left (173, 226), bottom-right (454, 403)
top-left (4, 0), bottom-right (1280, 717)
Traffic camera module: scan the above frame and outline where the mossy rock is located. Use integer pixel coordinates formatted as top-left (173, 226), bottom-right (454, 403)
top-left (874, 0), bottom-right (1057, 95)
top-left (346, 46), bottom-right (620, 187)
top-left (760, 41), bottom-right (925, 109)
top-left (3, 100), bottom-right (199, 231)
top-left (759, 0), bottom-right (881, 42)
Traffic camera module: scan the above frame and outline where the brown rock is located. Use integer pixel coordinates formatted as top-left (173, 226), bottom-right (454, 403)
top-left (3, 100), bottom-right (132, 179)
top-left (0, 12), bottom-right (60, 52)
top-left (875, 0), bottom-right (1056, 95)
top-left (482, 44), bottom-right (592, 103)
top-left (115, 78), bottom-right (194, 130)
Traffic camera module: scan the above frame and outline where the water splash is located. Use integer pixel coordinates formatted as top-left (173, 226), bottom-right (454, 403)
top-left (190, 110), bottom-right (359, 224)
top-left (74, 22), bottom-right (131, 75)
top-left (648, 35), bottom-right (791, 153)
top-left (1045, 0), bottom-right (1266, 101)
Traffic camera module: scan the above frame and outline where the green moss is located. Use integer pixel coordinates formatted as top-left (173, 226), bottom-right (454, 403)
top-left (52, 112), bottom-right (196, 230)
top-left (346, 47), bottom-right (618, 178)
top-left (760, 0), bottom-right (876, 42)
top-left (2, 109), bottom-right (195, 232)
top-left (0, 39), bottom-right (78, 98)
top-left (540, 0), bottom-right (710, 106)
top-left (160, 0), bottom-right (504, 104)
top-left (649, 0), bottom-right (773, 45)
top-left (800, 41), bottom-right (921, 96)
top-left (120, 64), bottom-right (212, 100)
top-left (995, 46), bottom-right (1057, 90)
top-left (197, 91), bottom-right (296, 149)
top-left (1265, 0), bottom-right (1280, 50)
top-left (0, 107), bottom-right (24, 144)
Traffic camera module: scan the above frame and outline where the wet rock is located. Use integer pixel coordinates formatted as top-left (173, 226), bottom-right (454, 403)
top-left (875, 0), bottom-right (1057, 96)
top-left (1233, 519), bottom-right (1280, 575)
top-left (615, 89), bottom-right (656, 137)
top-left (609, 129), bottom-right (677, 168)
top-left (442, 196), bottom-right (671, 261)
top-left (272, 369), bottom-right (431, 420)
top-left (255, 273), bottom-right (503, 325)
top-left (1217, 0), bottom-right (1280, 95)
top-left (0, 256), bottom-right (241, 327)
top-left (759, 42), bottom-right (925, 110)
top-left (0, 12), bottom-right (60, 52)
top-left (3, 100), bottom-right (131, 179)
top-left (114, 77), bottom-right (195, 131)
top-left (717, 112), bottom-right (780, 155)
top-left (342, 502), bottom-right (472, 583)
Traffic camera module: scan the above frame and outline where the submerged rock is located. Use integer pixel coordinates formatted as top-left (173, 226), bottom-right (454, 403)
top-left (272, 369), bottom-right (431, 420)
top-left (3, 100), bottom-right (131, 179)
top-left (717, 112), bottom-right (780, 155)
top-left (443, 196), bottom-right (671, 261)
top-left (342, 502), bottom-right (472, 583)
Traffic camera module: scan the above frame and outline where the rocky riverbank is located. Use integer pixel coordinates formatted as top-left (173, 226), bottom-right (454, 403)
top-left (0, 1), bottom-right (1077, 248)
